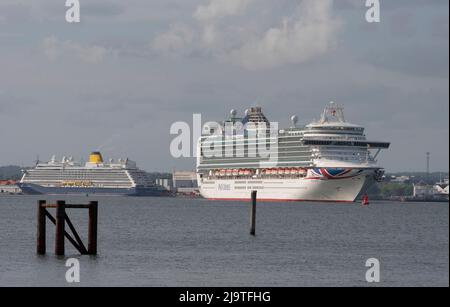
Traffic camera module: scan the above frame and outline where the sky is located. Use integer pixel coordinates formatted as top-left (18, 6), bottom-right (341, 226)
top-left (0, 0), bottom-right (448, 172)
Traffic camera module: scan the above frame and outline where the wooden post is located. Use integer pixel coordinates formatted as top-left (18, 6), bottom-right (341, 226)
top-left (64, 214), bottom-right (88, 254)
top-left (37, 200), bottom-right (46, 255)
top-left (88, 201), bottom-right (98, 255)
top-left (250, 191), bottom-right (257, 236)
top-left (55, 201), bottom-right (66, 256)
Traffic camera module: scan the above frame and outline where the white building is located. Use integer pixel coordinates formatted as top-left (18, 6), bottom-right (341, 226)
top-left (0, 184), bottom-right (21, 194)
top-left (413, 182), bottom-right (449, 200)
top-left (173, 171), bottom-right (198, 194)
top-left (391, 175), bottom-right (410, 183)
top-left (413, 184), bottom-right (434, 198)
top-left (155, 178), bottom-right (173, 191)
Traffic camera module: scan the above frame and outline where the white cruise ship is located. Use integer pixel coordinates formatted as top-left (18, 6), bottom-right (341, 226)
top-left (18, 152), bottom-right (167, 196)
top-left (196, 102), bottom-right (390, 202)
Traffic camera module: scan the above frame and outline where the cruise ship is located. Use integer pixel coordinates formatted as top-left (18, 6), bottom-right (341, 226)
top-left (18, 152), bottom-right (167, 196)
top-left (196, 102), bottom-right (390, 202)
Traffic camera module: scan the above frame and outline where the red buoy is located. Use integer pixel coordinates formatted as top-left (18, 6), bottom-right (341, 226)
top-left (361, 194), bottom-right (370, 206)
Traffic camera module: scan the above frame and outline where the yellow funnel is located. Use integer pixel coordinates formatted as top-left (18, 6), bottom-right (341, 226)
top-left (89, 152), bottom-right (103, 164)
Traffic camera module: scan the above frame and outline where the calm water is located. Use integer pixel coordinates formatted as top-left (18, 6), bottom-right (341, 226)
top-left (0, 195), bottom-right (448, 287)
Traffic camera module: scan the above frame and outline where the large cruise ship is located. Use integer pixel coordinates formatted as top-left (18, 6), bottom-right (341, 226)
top-left (196, 102), bottom-right (390, 202)
top-left (18, 152), bottom-right (167, 196)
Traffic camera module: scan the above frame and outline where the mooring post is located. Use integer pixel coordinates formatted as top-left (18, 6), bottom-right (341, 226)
top-left (37, 200), bottom-right (46, 255)
top-left (250, 190), bottom-right (257, 236)
top-left (55, 201), bottom-right (66, 256)
top-left (88, 201), bottom-right (98, 255)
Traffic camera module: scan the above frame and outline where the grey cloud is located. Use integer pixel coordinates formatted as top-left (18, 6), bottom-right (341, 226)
top-left (0, 0), bottom-right (448, 172)
top-left (82, 2), bottom-right (126, 17)
top-left (152, 0), bottom-right (342, 70)
top-left (41, 36), bottom-right (109, 63)
top-left (362, 42), bottom-right (449, 78)
top-left (0, 91), bottom-right (35, 115)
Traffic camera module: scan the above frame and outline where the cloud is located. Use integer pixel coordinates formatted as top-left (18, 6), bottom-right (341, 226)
top-left (152, 0), bottom-right (341, 70)
top-left (42, 36), bottom-right (108, 63)
top-left (42, 36), bottom-right (59, 60)
top-left (229, 0), bottom-right (340, 70)
top-left (0, 90), bottom-right (34, 115)
top-left (194, 0), bottom-right (254, 22)
top-left (152, 24), bottom-right (194, 54)
top-left (1, 1), bottom-right (448, 171)
top-left (82, 2), bottom-right (125, 17)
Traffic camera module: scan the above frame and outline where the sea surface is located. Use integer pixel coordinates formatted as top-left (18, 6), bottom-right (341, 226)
top-left (0, 195), bottom-right (448, 287)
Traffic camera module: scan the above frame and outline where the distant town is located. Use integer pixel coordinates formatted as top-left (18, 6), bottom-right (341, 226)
top-left (366, 172), bottom-right (449, 202)
top-left (0, 165), bottom-right (448, 202)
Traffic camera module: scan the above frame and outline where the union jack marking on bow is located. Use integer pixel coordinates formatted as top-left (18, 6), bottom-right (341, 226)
top-left (311, 168), bottom-right (363, 179)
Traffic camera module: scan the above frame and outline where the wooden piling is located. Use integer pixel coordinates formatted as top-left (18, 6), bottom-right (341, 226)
top-left (36, 200), bottom-right (99, 256)
top-left (55, 201), bottom-right (66, 256)
top-left (44, 210), bottom-right (85, 254)
top-left (88, 201), bottom-right (98, 255)
top-left (37, 200), bottom-right (46, 255)
top-left (250, 191), bottom-right (257, 236)
top-left (64, 214), bottom-right (88, 254)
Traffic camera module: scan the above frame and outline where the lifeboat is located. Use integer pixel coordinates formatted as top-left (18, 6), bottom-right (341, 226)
top-left (244, 169), bottom-right (251, 176)
top-left (226, 169), bottom-right (233, 176)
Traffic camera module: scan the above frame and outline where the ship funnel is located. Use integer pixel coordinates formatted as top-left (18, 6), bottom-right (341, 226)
top-left (89, 152), bottom-right (104, 164)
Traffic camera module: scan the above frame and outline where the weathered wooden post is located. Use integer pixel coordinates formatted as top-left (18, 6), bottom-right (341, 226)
top-left (55, 201), bottom-right (66, 256)
top-left (37, 200), bottom-right (46, 255)
top-left (250, 190), bottom-right (257, 236)
top-left (36, 200), bottom-right (99, 256)
top-left (88, 201), bottom-right (98, 255)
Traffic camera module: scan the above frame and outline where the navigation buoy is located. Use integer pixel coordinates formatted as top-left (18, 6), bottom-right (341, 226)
top-left (361, 194), bottom-right (370, 206)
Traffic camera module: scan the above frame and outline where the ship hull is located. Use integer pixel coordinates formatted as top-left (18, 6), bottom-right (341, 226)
top-left (198, 169), bottom-right (377, 202)
top-left (17, 183), bottom-right (168, 197)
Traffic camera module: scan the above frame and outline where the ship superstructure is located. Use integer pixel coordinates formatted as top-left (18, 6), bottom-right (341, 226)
top-left (196, 102), bottom-right (390, 202)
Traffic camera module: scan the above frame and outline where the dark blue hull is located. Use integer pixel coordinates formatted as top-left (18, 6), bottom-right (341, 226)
top-left (17, 183), bottom-right (168, 197)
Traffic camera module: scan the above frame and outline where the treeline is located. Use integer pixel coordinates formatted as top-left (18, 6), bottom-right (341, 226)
top-left (367, 172), bottom-right (449, 199)
top-left (385, 172), bottom-right (449, 184)
top-left (367, 182), bottom-right (414, 199)
top-left (0, 166), bottom-right (23, 180)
